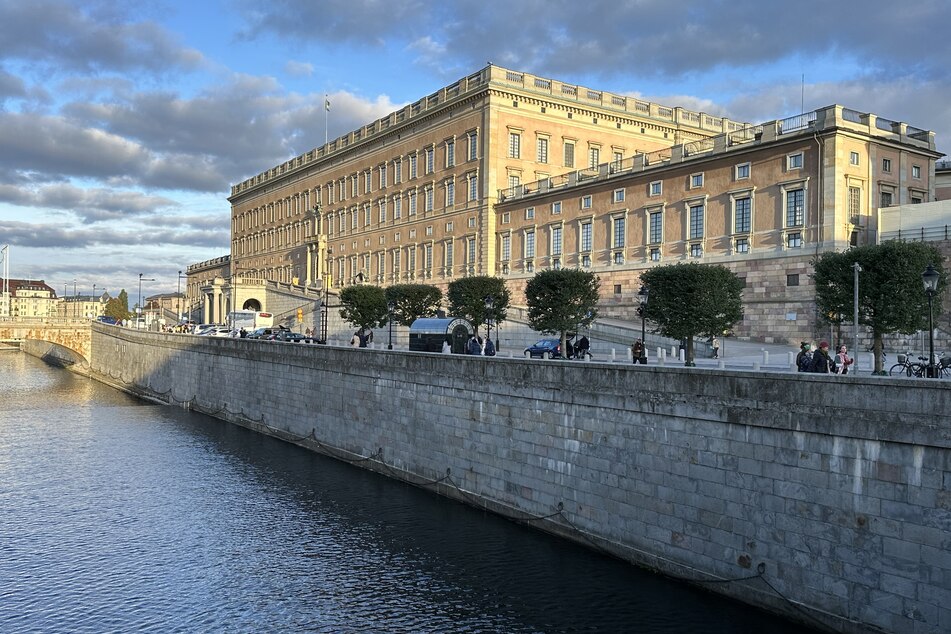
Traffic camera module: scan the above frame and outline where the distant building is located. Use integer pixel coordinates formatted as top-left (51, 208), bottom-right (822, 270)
top-left (58, 292), bottom-right (110, 320)
top-left (2, 279), bottom-right (59, 318)
top-left (936, 160), bottom-right (951, 201)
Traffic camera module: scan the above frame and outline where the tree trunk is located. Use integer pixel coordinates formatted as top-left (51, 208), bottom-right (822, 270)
top-left (685, 336), bottom-right (695, 366)
top-left (873, 330), bottom-right (885, 374)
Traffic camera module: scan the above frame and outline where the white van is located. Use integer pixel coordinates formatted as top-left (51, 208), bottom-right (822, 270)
top-left (229, 311), bottom-right (274, 331)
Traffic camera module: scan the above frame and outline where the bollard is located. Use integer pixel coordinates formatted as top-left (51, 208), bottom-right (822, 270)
top-left (753, 361), bottom-right (761, 371)
top-left (670, 345), bottom-right (677, 357)
top-left (788, 351), bottom-right (794, 365)
top-left (762, 350), bottom-right (769, 365)
top-left (656, 347), bottom-right (662, 361)
top-left (611, 348), bottom-right (616, 362)
top-left (718, 359), bottom-right (725, 369)
top-left (679, 349), bottom-right (685, 363)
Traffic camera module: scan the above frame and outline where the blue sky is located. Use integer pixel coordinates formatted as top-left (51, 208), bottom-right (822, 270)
top-left (1, 0), bottom-right (949, 298)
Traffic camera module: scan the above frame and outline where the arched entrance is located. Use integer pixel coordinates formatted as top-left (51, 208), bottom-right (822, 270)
top-left (243, 298), bottom-right (262, 311)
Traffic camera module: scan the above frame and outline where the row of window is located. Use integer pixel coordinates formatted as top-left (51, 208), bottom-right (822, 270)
top-left (852, 153), bottom-right (922, 179)
top-left (329, 239), bottom-right (480, 280)
top-left (507, 131), bottom-right (625, 170)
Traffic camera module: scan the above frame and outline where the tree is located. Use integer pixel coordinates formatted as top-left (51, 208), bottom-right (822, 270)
top-left (384, 284), bottom-right (442, 327)
top-left (812, 241), bottom-right (946, 374)
top-left (103, 289), bottom-right (131, 321)
top-left (338, 284), bottom-right (388, 333)
top-left (524, 269), bottom-right (599, 356)
top-left (640, 263), bottom-right (743, 366)
top-left (447, 276), bottom-right (510, 334)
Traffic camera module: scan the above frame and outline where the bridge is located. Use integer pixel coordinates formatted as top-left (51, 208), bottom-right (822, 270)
top-left (0, 319), bottom-right (92, 365)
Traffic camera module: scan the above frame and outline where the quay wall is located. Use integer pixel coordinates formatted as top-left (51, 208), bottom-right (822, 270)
top-left (83, 325), bottom-right (951, 634)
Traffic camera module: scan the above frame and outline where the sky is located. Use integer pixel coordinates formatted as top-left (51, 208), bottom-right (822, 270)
top-left (1, 0), bottom-right (949, 299)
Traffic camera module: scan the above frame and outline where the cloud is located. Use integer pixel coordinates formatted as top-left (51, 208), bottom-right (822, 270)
top-left (0, 0), bottom-right (205, 74)
top-left (0, 219), bottom-right (227, 250)
top-left (0, 183), bottom-right (179, 223)
top-left (284, 60), bottom-right (314, 77)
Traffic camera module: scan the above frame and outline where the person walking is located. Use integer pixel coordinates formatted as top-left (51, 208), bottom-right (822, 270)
top-left (466, 334), bottom-right (481, 355)
top-left (576, 335), bottom-right (590, 360)
top-left (631, 339), bottom-right (645, 364)
top-left (835, 345), bottom-right (854, 375)
top-left (441, 339), bottom-right (452, 354)
top-left (711, 336), bottom-right (720, 359)
top-left (809, 341), bottom-right (836, 374)
top-left (350, 330), bottom-right (360, 347)
top-left (796, 342), bottom-right (812, 372)
top-left (484, 337), bottom-right (496, 356)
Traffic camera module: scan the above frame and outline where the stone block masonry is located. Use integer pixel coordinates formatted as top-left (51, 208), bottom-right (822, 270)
top-left (84, 324), bottom-right (951, 634)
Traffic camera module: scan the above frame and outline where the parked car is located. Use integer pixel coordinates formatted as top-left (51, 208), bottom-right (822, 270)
top-left (247, 326), bottom-right (286, 340)
top-left (95, 316), bottom-right (119, 325)
top-left (199, 326), bottom-right (232, 337)
top-left (524, 338), bottom-right (563, 359)
top-left (269, 331), bottom-right (308, 343)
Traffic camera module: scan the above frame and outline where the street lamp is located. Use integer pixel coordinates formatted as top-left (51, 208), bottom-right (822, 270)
top-left (72, 279), bottom-right (77, 319)
top-left (922, 263), bottom-right (939, 378)
top-left (92, 283), bottom-right (96, 319)
top-left (177, 270), bottom-right (185, 323)
top-left (138, 273), bottom-right (155, 329)
top-left (852, 262), bottom-right (862, 372)
top-left (320, 248), bottom-right (332, 344)
top-left (387, 299), bottom-right (395, 350)
top-left (637, 286), bottom-right (649, 364)
top-left (484, 295), bottom-right (494, 348)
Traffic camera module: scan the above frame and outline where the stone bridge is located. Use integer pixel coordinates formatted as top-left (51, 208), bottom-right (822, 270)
top-left (0, 319), bottom-right (92, 364)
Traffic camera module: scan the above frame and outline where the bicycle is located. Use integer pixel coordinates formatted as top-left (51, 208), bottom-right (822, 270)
top-left (889, 354), bottom-right (928, 377)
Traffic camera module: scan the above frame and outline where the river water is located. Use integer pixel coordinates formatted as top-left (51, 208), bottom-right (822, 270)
top-left (0, 353), bottom-right (815, 633)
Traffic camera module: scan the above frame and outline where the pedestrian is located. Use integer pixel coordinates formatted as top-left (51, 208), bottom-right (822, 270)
top-left (441, 339), bottom-right (452, 354)
top-left (484, 337), bottom-right (496, 356)
top-left (357, 328), bottom-right (370, 348)
top-left (240, 327), bottom-right (247, 338)
top-left (350, 330), bottom-right (360, 347)
top-left (631, 339), bottom-right (645, 364)
top-left (466, 334), bottom-right (481, 355)
top-left (835, 345), bottom-right (854, 375)
top-left (711, 336), bottom-right (720, 359)
top-left (809, 341), bottom-right (836, 374)
top-left (565, 336), bottom-right (575, 359)
top-left (796, 342), bottom-right (812, 372)
top-left (576, 335), bottom-right (590, 360)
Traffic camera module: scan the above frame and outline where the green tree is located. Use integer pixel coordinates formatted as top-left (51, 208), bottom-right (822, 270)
top-left (338, 284), bottom-right (388, 333)
top-left (640, 263), bottom-right (743, 366)
top-left (812, 241), bottom-right (946, 374)
top-left (524, 269), bottom-right (599, 356)
top-left (384, 284), bottom-right (442, 327)
top-left (103, 289), bottom-right (131, 321)
top-left (447, 276), bottom-right (511, 334)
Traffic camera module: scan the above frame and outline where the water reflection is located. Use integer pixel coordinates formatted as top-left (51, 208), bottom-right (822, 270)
top-left (0, 353), bottom-right (815, 633)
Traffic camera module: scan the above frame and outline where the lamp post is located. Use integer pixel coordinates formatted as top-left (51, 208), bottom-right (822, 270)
top-left (922, 264), bottom-right (939, 378)
top-left (138, 273), bottom-right (155, 329)
top-left (177, 270), bottom-right (184, 324)
top-left (72, 279), bottom-right (77, 319)
top-left (92, 283), bottom-right (96, 319)
top-left (387, 300), bottom-right (395, 350)
top-left (637, 286), bottom-right (649, 363)
top-left (320, 248), bottom-right (332, 344)
top-left (484, 295), bottom-right (494, 348)
top-left (852, 262), bottom-right (862, 372)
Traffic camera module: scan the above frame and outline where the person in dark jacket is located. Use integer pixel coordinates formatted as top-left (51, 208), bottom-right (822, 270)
top-left (466, 335), bottom-right (481, 355)
top-left (796, 342), bottom-right (812, 372)
top-left (576, 335), bottom-right (590, 359)
top-left (809, 341), bottom-right (836, 374)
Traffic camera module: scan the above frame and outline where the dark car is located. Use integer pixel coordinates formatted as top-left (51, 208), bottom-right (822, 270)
top-left (247, 327), bottom-right (284, 340)
top-left (524, 338), bottom-right (562, 359)
top-left (269, 331), bottom-right (308, 343)
top-left (95, 316), bottom-right (119, 325)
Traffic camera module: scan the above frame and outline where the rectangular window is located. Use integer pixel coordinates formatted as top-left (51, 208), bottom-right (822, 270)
top-left (552, 201), bottom-right (562, 214)
top-left (379, 164), bottom-right (387, 188)
top-left (409, 247), bottom-right (416, 271)
top-left (735, 238), bottom-right (749, 253)
top-left (650, 181), bottom-right (662, 196)
top-left (650, 248), bottom-right (660, 262)
top-left (612, 151), bottom-right (623, 170)
top-left (787, 273), bottom-right (800, 286)
top-left (882, 158), bottom-right (892, 172)
top-left (537, 138), bottom-right (549, 163)
top-left (446, 180), bottom-right (455, 206)
top-left (394, 159), bottom-right (402, 184)
top-left (467, 238), bottom-right (476, 264)
top-left (501, 234), bottom-right (511, 261)
top-left (581, 195), bottom-right (592, 209)
top-left (425, 244), bottom-right (433, 269)
top-left (787, 233), bottom-right (802, 248)
top-left (425, 186), bottom-right (434, 211)
top-left (363, 204), bottom-right (371, 226)
top-left (850, 151), bottom-right (860, 166)
top-left (581, 254), bottom-right (591, 267)
top-left (649, 212), bottom-right (662, 243)
top-left (613, 252), bottom-right (624, 264)
top-left (445, 241), bottom-right (453, 267)
top-left (468, 132), bottom-right (478, 160)
top-left (364, 170), bottom-right (372, 193)
top-left (501, 212), bottom-right (510, 224)
top-left (409, 154), bottom-right (418, 179)
top-left (690, 243), bottom-right (703, 258)
top-left (689, 204), bottom-right (704, 239)
top-left (508, 174), bottom-right (520, 190)
top-left (468, 217), bottom-right (475, 228)
top-left (912, 195), bottom-right (923, 204)
top-left (552, 226), bottom-right (562, 256)
top-left (425, 147), bottom-right (434, 174)
top-left (588, 147), bottom-right (600, 168)
top-left (509, 132), bottom-right (521, 158)
top-left (525, 207), bottom-right (535, 220)
top-left (468, 174), bottom-right (478, 201)
top-left (786, 189), bottom-right (804, 226)
top-left (912, 165), bottom-right (921, 179)
top-left (525, 230), bottom-right (535, 258)
top-left (393, 197), bottom-right (402, 219)
top-left (690, 173), bottom-right (704, 188)
top-left (580, 222), bottom-right (592, 252)
top-left (445, 221), bottom-right (453, 232)
top-left (788, 153), bottom-right (803, 169)
top-left (425, 225), bottom-right (433, 236)
top-left (446, 140), bottom-right (455, 167)
top-left (564, 142), bottom-right (575, 168)
top-left (613, 189), bottom-right (625, 203)
top-left (393, 249), bottom-right (401, 271)
top-left (379, 199), bottom-right (387, 223)
top-left (736, 163), bottom-right (750, 180)
top-left (880, 191), bottom-right (893, 208)
top-left (350, 175), bottom-right (358, 198)
top-left (734, 198), bottom-right (751, 233)
top-left (613, 217), bottom-right (625, 249)
top-left (409, 190), bottom-right (417, 215)
top-left (848, 186), bottom-right (861, 219)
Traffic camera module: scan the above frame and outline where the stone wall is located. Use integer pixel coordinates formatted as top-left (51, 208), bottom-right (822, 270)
top-left (87, 324), bottom-right (951, 634)
top-left (0, 321), bottom-right (91, 361)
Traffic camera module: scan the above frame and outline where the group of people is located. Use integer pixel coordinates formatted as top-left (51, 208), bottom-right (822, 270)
top-left (796, 341), bottom-right (854, 374)
top-left (464, 334), bottom-right (496, 356)
top-left (349, 328), bottom-right (374, 348)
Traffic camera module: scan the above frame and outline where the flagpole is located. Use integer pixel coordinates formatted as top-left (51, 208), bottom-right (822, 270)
top-left (324, 94), bottom-right (329, 146)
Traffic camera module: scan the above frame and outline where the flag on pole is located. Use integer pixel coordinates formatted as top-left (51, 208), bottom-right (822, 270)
top-left (325, 98), bottom-right (331, 111)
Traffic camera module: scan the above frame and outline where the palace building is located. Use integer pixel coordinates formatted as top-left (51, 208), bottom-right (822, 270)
top-left (220, 65), bottom-right (941, 343)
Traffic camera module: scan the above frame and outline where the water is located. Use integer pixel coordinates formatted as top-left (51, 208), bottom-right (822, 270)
top-left (0, 353), bottom-right (815, 633)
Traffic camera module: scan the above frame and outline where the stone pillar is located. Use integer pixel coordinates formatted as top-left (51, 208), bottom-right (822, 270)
top-left (305, 245), bottom-right (313, 287)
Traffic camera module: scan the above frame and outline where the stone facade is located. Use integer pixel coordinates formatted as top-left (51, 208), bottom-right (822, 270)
top-left (86, 326), bottom-right (951, 634)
